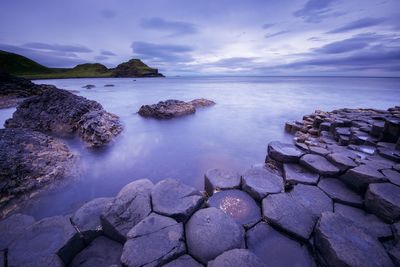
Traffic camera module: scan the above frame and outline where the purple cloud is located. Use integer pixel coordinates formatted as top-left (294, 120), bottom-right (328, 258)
top-left (140, 17), bottom-right (198, 36)
top-left (328, 17), bottom-right (386, 33)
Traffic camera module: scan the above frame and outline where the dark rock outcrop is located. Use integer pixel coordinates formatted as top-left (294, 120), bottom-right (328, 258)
top-left (112, 59), bottom-right (163, 77)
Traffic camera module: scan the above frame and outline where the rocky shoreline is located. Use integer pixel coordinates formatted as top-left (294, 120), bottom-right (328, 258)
top-left (1, 106), bottom-right (399, 266)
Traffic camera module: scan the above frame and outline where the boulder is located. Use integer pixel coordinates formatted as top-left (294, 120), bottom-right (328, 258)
top-left (382, 169), bottom-right (400, 186)
top-left (246, 222), bottom-right (316, 267)
top-left (82, 84), bottom-right (95, 89)
top-left (267, 141), bottom-right (304, 163)
top-left (365, 183), bottom-right (400, 223)
top-left (283, 163), bottom-right (319, 185)
top-left (241, 165), bottom-right (284, 201)
top-left (208, 249), bottom-right (266, 267)
top-left (121, 213), bottom-right (185, 267)
top-left (100, 179), bottom-right (153, 243)
top-left (188, 98), bottom-right (216, 108)
top-left (300, 154), bottom-right (340, 176)
top-left (318, 178), bottom-right (363, 207)
top-left (315, 212), bottom-right (393, 267)
top-left (151, 179), bottom-right (205, 222)
top-left (163, 255), bottom-right (203, 267)
top-left (138, 100), bottom-right (196, 119)
top-left (0, 213), bottom-right (35, 250)
top-left (204, 168), bottom-right (241, 196)
top-left (340, 164), bottom-right (387, 192)
top-left (290, 184), bottom-right (333, 216)
top-left (185, 207), bottom-right (245, 264)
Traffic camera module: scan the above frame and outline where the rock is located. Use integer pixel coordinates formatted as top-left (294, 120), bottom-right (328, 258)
top-left (207, 190), bottom-right (261, 228)
top-left (262, 193), bottom-right (317, 240)
top-left (388, 244), bottom-right (400, 266)
top-left (113, 59), bottom-right (163, 77)
top-left (0, 128), bottom-right (74, 216)
top-left (299, 154), bottom-right (340, 176)
top-left (0, 213), bottom-right (35, 250)
top-left (267, 141), bottom-right (304, 163)
top-left (138, 100), bottom-right (196, 119)
top-left (334, 203), bottom-right (392, 239)
top-left (348, 144), bottom-right (376, 155)
top-left (315, 212), bottom-right (393, 267)
top-left (340, 164), bottom-right (388, 192)
top-left (121, 213), bottom-right (185, 267)
top-left (82, 84), bottom-right (95, 89)
top-left (204, 168), bottom-right (241, 196)
top-left (104, 84), bottom-right (115, 87)
top-left (5, 87), bottom-right (122, 147)
top-left (290, 184), bottom-right (333, 216)
top-left (371, 121), bottom-right (385, 137)
top-left (283, 163), bottom-right (319, 185)
top-left (151, 178), bottom-right (205, 222)
top-left (246, 222), bottom-right (316, 267)
top-left (163, 255), bottom-right (202, 267)
top-left (381, 119), bottom-right (400, 143)
top-left (100, 179), bottom-right (153, 243)
top-left (241, 165), bottom-right (284, 201)
top-left (308, 146), bottom-right (330, 156)
top-left (326, 152), bottom-right (358, 172)
top-left (365, 183), bottom-right (400, 223)
top-left (188, 98), bottom-right (216, 108)
top-left (186, 207), bottom-right (245, 264)
top-left (382, 169), bottom-right (400, 186)
top-left (208, 249), bottom-right (266, 267)
top-left (318, 178), bottom-right (363, 207)
top-left (378, 147), bottom-right (400, 163)
top-left (70, 236), bottom-right (122, 267)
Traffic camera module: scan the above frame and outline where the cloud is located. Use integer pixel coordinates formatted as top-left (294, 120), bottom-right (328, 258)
top-left (22, 42), bottom-right (93, 53)
top-left (100, 9), bottom-right (116, 19)
top-left (94, 55), bottom-right (109, 61)
top-left (314, 36), bottom-right (373, 54)
top-left (328, 17), bottom-right (386, 33)
top-left (101, 50), bottom-right (116, 56)
top-left (265, 30), bottom-right (290, 38)
top-left (262, 23), bottom-right (274, 29)
top-left (140, 17), bottom-right (198, 36)
top-left (211, 57), bottom-right (258, 67)
top-left (131, 41), bottom-right (194, 63)
top-left (293, 0), bottom-right (343, 23)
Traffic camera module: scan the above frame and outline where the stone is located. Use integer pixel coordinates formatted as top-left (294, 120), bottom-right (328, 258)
top-left (186, 207), bottom-right (245, 264)
top-left (371, 121), bottom-right (385, 137)
top-left (151, 178), bottom-right (205, 222)
top-left (163, 255), bottom-right (202, 267)
top-left (388, 244), bottom-right (400, 266)
top-left (204, 168), bottom-right (241, 196)
top-left (340, 164), bottom-right (387, 192)
top-left (104, 84), bottom-right (115, 87)
top-left (315, 212), bottom-right (394, 267)
top-left (382, 169), bottom-right (400, 186)
top-left (290, 184), bottom-right (333, 216)
top-left (334, 203), bottom-right (392, 239)
top-left (70, 236), bottom-right (122, 267)
top-left (241, 165), bottom-right (284, 201)
top-left (365, 183), bottom-right (400, 223)
top-left (378, 147), bottom-right (400, 163)
top-left (100, 179), bottom-right (153, 243)
top-left (262, 193), bottom-right (317, 240)
top-left (0, 213), bottom-right (35, 250)
top-left (267, 141), bottom-right (304, 163)
top-left (188, 98), bottom-right (216, 108)
top-left (318, 178), bottom-right (363, 207)
top-left (208, 249), bottom-right (266, 267)
top-left (309, 146), bottom-right (330, 156)
top-left (300, 154), bottom-right (340, 176)
top-left (246, 222), bottom-right (316, 267)
top-left (348, 145), bottom-right (376, 155)
top-left (121, 213), bottom-right (185, 267)
top-left (82, 84), bottom-right (95, 89)
top-left (283, 163), bottom-right (319, 185)
top-left (326, 152), bottom-right (358, 172)
top-left (138, 99), bottom-right (196, 119)
top-left (207, 190), bottom-right (261, 228)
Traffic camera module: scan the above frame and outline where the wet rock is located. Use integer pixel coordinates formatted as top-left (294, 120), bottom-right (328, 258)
top-left (382, 169), bottom-right (400, 186)
top-left (365, 183), bottom-right (400, 223)
top-left (163, 255), bottom-right (202, 267)
top-left (0, 213), bottom-right (35, 250)
top-left (151, 178), bottom-right (205, 222)
top-left (138, 99), bottom-right (204, 119)
top-left (100, 179), bottom-right (153, 243)
top-left (348, 144), bottom-right (376, 155)
top-left (262, 193), bottom-right (317, 240)
top-left (104, 84), bottom-right (115, 87)
top-left (334, 203), bottom-right (392, 239)
top-left (246, 221), bottom-right (315, 267)
top-left (188, 98), bottom-right (216, 108)
top-left (5, 87), bottom-right (122, 147)
top-left (300, 154), bottom-right (340, 176)
top-left (326, 152), bottom-right (358, 171)
top-left (241, 165), bottom-right (284, 201)
top-left (82, 84), bottom-right (95, 89)
top-left (290, 184), bottom-right (333, 216)
top-left (340, 164), bottom-right (388, 192)
top-left (186, 207), bottom-right (245, 264)
top-left (70, 236), bottom-right (122, 267)
top-left (121, 213), bottom-right (185, 267)
top-left (204, 168), bottom-right (241, 196)
top-left (318, 178), bottom-right (363, 207)
top-left (315, 212), bottom-right (393, 267)
top-left (208, 249), bottom-right (266, 267)
top-left (267, 141), bottom-right (304, 163)
top-left (283, 163), bottom-right (319, 185)
top-left (207, 190), bottom-right (261, 228)
top-left (378, 147), bottom-right (400, 163)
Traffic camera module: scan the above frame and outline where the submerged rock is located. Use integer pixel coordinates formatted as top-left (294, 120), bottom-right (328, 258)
top-left (82, 84), bottom-right (95, 89)
top-left (188, 98), bottom-right (216, 108)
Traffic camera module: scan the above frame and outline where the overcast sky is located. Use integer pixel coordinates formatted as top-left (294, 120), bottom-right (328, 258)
top-left (1, 0), bottom-right (399, 76)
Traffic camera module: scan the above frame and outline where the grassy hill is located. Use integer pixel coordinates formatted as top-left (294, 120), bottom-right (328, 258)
top-left (0, 50), bottom-right (163, 79)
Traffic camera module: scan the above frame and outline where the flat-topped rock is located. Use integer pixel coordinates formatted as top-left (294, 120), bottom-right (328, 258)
top-left (70, 236), bottom-right (122, 267)
top-left (365, 183), bottom-right (400, 223)
top-left (100, 179), bottom-right (153, 243)
top-left (121, 213), bottom-right (185, 267)
top-left (308, 146), bottom-right (330, 156)
top-left (0, 213), bottom-right (35, 250)
top-left (262, 193), bottom-right (317, 240)
top-left (300, 154), bottom-right (340, 176)
top-left (378, 147), bottom-right (400, 163)
top-left (334, 203), bottom-right (392, 239)
top-left (207, 189), bottom-right (261, 228)
top-left (186, 207), bottom-right (245, 264)
top-left (315, 212), bottom-right (393, 267)
top-left (163, 255), bottom-right (202, 267)
top-left (204, 168), bottom-right (241, 196)
top-left (267, 141), bottom-right (304, 163)
top-left (326, 152), bottom-right (358, 171)
top-left (151, 179), bottom-right (205, 222)
top-left (246, 222), bottom-right (316, 267)
top-left (241, 165), bottom-right (284, 201)
top-left (318, 178), bottom-right (363, 207)
top-left (208, 249), bottom-right (266, 267)
top-left (283, 163), bottom-right (319, 185)
top-left (382, 169), bottom-right (400, 186)
top-left (340, 164), bottom-right (388, 192)
top-left (290, 184), bottom-right (333, 216)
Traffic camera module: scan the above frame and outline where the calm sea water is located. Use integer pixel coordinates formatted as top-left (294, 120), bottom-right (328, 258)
top-left (1, 76), bottom-right (399, 219)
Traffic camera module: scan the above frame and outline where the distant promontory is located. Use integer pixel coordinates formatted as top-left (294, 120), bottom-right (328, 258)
top-left (0, 50), bottom-right (164, 79)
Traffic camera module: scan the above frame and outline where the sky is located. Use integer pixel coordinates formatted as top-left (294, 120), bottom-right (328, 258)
top-left (0, 0), bottom-right (399, 76)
